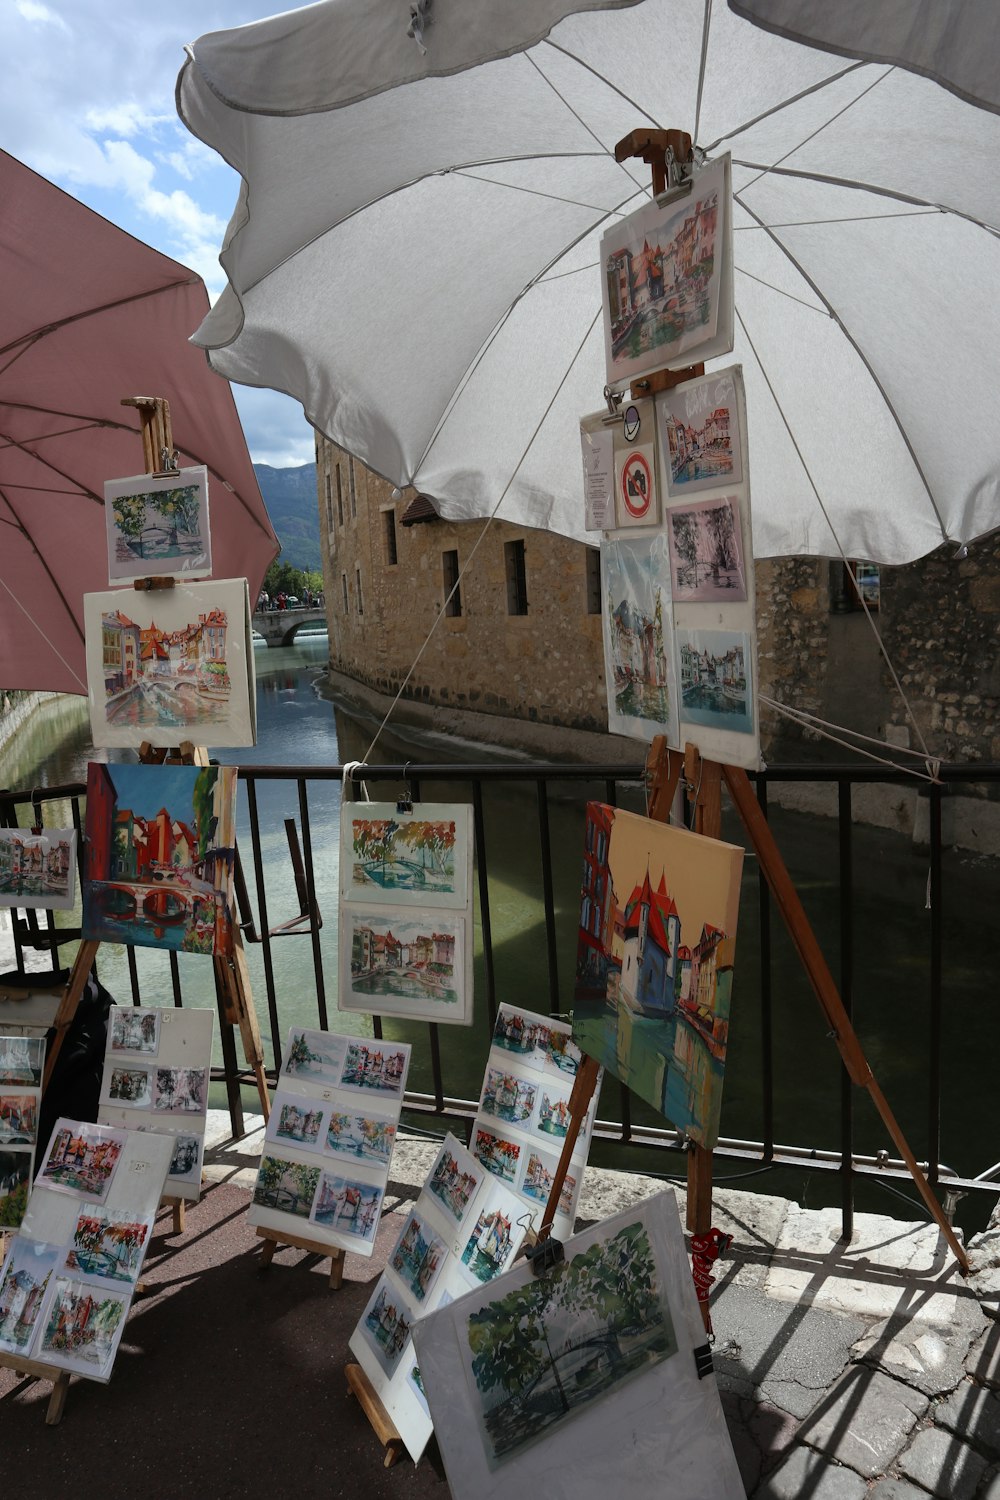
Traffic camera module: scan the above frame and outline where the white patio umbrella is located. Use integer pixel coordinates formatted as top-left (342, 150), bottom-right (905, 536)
top-left (177, 0), bottom-right (1000, 564)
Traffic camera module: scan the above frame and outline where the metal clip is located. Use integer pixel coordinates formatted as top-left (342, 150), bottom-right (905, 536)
top-left (396, 763), bottom-right (413, 814)
top-left (525, 1236), bottom-right (565, 1277)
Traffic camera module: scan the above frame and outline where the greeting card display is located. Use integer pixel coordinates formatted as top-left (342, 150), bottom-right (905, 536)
top-left (83, 577), bottom-right (256, 749)
top-left (104, 466), bottom-right (211, 583)
top-left (412, 1191), bottom-right (744, 1498)
top-left (81, 761), bottom-right (239, 958)
top-left (600, 155), bottom-right (733, 389)
top-left (472, 1005), bottom-right (599, 1243)
top-left (98, 1007), bottom-right (214, 1202)
top-left (0, 1035), bottom-right (45, 1229)
top-left (0, 829), bottom-right (77, 912)
top-left (247, 1028), bottom-right (411, 1257)
top-left (349, 1131), bottom-right (527, 1463)
top-left (573, 805), bottom-right (743, 1149)
top-left (338, 801), bottom-right (474, 1026)
top-left (0, 1119), bottom-right (171, 1383)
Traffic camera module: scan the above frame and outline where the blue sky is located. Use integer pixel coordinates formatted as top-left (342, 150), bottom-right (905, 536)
top-left (1, 0), bottom-right (316, 469)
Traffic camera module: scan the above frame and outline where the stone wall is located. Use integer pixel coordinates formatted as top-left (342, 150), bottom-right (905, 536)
top-left (755, 558), bottom-right (831, 754)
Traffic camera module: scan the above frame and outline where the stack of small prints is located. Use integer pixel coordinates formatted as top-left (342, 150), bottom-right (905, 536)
top-left (349, 1130), bottom-right (528, 1462)
top-left (0, 1118), bottom-right (171, 1384)
top-left (472, 1004), bottom-right (600, 1243)
top-left (0, 1036), bottom-right (45, 1230)
top-left (97, 1007), bottom-right (214, 1202)
top-left (247, 1028), bottom-right (411, 1257)
top-left (338, 800), bottom-right (474, 1025)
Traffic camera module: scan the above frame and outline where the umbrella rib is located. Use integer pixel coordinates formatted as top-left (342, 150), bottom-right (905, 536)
top-left (0, 430), bottom-right (103, 505)
top-left (540, 39), bottom-right (663, 131)
top-left (0, 487), bottom-right (88, 658)
top-left (701, 61), bottom-right (871, 154)
top-left (694, 0), bottom-right (713, 147)
top-left (0, 279), bottom-right (201, 363)
top-left (526, 50), bottom-right (650, 197)
top-left (734, 161), bottom-right (994, 233)
top-left (453, 168), bottom-right (635, 216)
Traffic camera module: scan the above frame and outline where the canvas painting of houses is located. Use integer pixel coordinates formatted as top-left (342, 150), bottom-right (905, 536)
top-left (600, 156), bottom-right (731, 387)
top-left (660, 368), bottom-right (744, 497)
top-left (677, 628), bottom-right (754, 738)
top-left (81, 761), bottom-right (238, 957)
top-left (341, 802), bottom-right (471, 911)
top-left (83, 577), bottom-right (255, 748)
top-left (0, 828), bottom-right (77, 911)
top-left (339, 909), bottom-right (470, 1025)
top-left (104, 466), bottom-right (211, 583)
top-left (573, 804), bottom-right (743, 1148)
top-left (601, 533), bottom-right (679, 746)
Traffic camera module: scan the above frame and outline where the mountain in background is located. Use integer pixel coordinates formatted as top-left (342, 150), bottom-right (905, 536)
top-left (253, 462), bottom-right (320, 572)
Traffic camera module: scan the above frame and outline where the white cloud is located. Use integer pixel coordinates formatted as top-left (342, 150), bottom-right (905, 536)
top-left (14, 1), bottom-right (69, 31)
top-left (232, 386), bottom-right (317, 469)
top-left (85, 102), bottom-right (170, 139)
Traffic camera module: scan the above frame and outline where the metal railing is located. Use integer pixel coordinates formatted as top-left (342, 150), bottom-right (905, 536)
top-left (3, 759), bottom-right (998, 1236)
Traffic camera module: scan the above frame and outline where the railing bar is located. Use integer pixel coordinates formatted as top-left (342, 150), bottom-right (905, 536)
top-left (756, 776), bottom-right (775, 1158)
top-left (620, 1081), bottom-right (632, 1143)
top-left (927, 783), bottom-right (943, 1188)
top-left (536, 778), bottom-right (560, 1016)
top-left (297, 778), bottom-right (328, 1030)
top-left (214, 962), bottom-right (245, 1136)
top-left (428, 1021), bottom-right (445, 1112)
top-left (245, 779), bottom-right (283, 1071)
top-left (472, 781), bottom-right (497, 1031)
top-left (126, 945), bottom-right (140, 1005)
top-left (168, 950), bottom-right (183, 1008)
top-left (838, 778), bottom-right (855, 1241)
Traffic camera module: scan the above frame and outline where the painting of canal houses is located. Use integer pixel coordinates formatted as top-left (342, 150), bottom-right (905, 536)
top-left (340, 1040), bottom-right (410, 1098)
top-left (104, 466), bottom-right (211, 583)
top-left (428, 1140), bottom-right (482, 1227)
top-left (660, 367), bottom-right (744, 497)
top-left (677, 628), bottom-right (754, 737)
top-left (0, 1037), bottom-right (44, 1088)
top-left (600, 155), bottom-right (730, 387)
top-left (360, 1280), bottom-right (417, 1379)
top-left (339, 909), bottom-right (470, 1025)
top-left (474, 1128), bottom-right (521, 1185)
top-left (666, 496), bottom-right (747, 604)
top-left (39, 1277), bottom-right (130, 1379)
top-left (0, 1240), bottom-right (59, 1355)
top-left (64, 1208), bottom-right (152, 1284)
top-left (390, 1210), bottom-right (448, 1303)
top-left (83, 577), bottom-right (256, 748)
top-left (572, 804), bottom-right (743, 1148)
top-left (521, 1150), bottom-right (576, 1219)
top-left (460, 1200), bottom-right (517, 1285)
top-left (272, 1097), bottom-right (325, 1148)
top-left (81, 761), bottom-right (238, 957)
top-left (481, 1067), bottom-right (537, 1128)
top-left (601, 533), bottom-right (679, 747)
top-left (0, 1093), bottom-right (38, 1145)
top-left (0, 828), bottom-right (76, 911)
top-left (39, 1123), bottom-right (127, 1201)
top-left (341, 803), bottom-right (471, 911)
top-left (309, 1172), bottom-right (383, 1244)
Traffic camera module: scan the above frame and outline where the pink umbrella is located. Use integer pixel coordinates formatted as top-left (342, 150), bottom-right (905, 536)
top-left (0, 149), bottom-right (279, 696)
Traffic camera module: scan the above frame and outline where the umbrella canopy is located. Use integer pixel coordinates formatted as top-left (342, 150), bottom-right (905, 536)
top-left (177, 0), bottom-right (1000, 566)
top-left (0, 150), bottom-right (279, 697)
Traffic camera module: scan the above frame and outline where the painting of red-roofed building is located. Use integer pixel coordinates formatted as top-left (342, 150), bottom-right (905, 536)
top-left (572, 803), bottom-right (743, 1147)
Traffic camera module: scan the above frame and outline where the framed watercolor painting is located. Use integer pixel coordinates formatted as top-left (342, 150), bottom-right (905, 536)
top-left (339, 908), bottom-right (471, 1025)
top-left (104, 466), bottom-right (211, 583)
top-left (659, 367), bottom-right (744, 498)
top-left (676, 627), bottom-right (755, 738)
top-left (83, 576), bottom-right (256, 749)
top-left (0, 828), bottom-right (77, 911)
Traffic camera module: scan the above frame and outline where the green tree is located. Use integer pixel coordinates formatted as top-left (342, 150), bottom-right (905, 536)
top-left (112, 494), bottom-right (149, 553)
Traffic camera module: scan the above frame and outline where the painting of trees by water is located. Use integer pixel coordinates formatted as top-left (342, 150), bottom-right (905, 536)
top-left (666, 496), bottom-right (746, 604)
top-left (465, 1219), bottom-right (676, 1468)
top-left (104, 466), bottom-right (211, 582)
top-left (341, 802), bottom-right (471, 910)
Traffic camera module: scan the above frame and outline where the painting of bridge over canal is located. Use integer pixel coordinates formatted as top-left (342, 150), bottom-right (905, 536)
top-left (341, 803), bottom-right (470, 909)
top-left (82, 761), bottom-right (238, 957)
top-left (573, 803), bottom-right (743, 1148)
top-left (340, 909), bottom-right (469, 1024)
top-left (0, 828), bottom-right (76, 911)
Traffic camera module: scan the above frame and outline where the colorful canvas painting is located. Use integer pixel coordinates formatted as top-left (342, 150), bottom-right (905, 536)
top-left (573, 804), bottom-right (743, 1147)
top-left (362, 1281), bottom-right (416, 1378)
top-left (81, 761), bottom-right (238, 957)
top-left (0, 1150), bottom-right (32, 1228)
top-left (340, 1041), bottom-right (409, 1097)
top-left (677, 627), bottom-right (754, 737)
top-left (39, 1123), bottom-right (126, 1200)
top-left (64, 1208), bottom-right (152, 1284)
top-left (283, 1028), bottom-right (347, 1086)
top-left (340, 909), bottom-right (468, 1024)
top-left (110, 1007), bottom-right (160, 1056)
top-left (309, 1172), bottom-right (383, 1243)
top-left (40, 1276), bottom-right (129, 1378)
top-left (108, 1067), bottom-right (152, 1108)
top-left (153, 1066), bottom-right (208, 1113)
top-left (0, 1240), bottom-right (59, 1353)
top-left (428, 1142), bottom-right (482, 1226)
top-left (83, 577), bottom-right (255, 749)
top-left (324, 1110), bottom-right (397, 1167)
top-left (601, 533), bottom-right (679, 747)
top-left (666, 497), bottom-right (747, 604)
top-left (341, 803), bottom-right (470, 910)
top-left (460, 1200), bottom-right (518, 1285)
top-left (390, 1210), bottom-right (447, 1303)
top-left (0, 828), bottom-right (77, 911)
top-left (252, 1155), bottom-right (321, 1221)
top-left (660, 368), bottom-right (744, 496)
top-left (0, 1037), bottom-right (44, 1087)
top-left (601, 156), bottom-right (729, 386)
top-left (0, 1093), bottom-right (37, 1145)
top-left (104, 466), bottom-right (211, 582)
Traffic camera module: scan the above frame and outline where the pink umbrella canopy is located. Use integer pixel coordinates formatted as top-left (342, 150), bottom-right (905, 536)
top-left (0, 149), bottom-right (279, 696)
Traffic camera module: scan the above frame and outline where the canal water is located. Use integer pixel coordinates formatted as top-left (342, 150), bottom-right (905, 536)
top-left (3, 636), bottom-right (998, 1232)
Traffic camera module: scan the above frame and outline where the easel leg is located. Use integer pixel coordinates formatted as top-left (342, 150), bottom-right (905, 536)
top-left (346, 1362), bottom-right (405, 1467)
top-left (329, 1250), bottom-right (344, 1291)
top-left (171, 1198), bottom-right (185, 1234)
top-left (215, 932), bottom-right (271, 1121)
top-left (43, 939), bottom-right (99, 1093)
top-left (259, 1235), bottom-right (278, 1270)
top-left (45, 1372), bottom-right (70, 1426)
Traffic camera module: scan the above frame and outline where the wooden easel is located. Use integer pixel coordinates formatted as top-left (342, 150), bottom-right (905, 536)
top-left (345, 1362), bottom-right (405, 1468)
top-left (256, 1226), bottom-right (345, 1289)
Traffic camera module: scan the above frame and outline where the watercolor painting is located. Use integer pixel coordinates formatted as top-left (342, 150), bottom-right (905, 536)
top-left (461, 1202), bottom-right (517, 1285)
top-left (342, 803), bottom-right (470, 909)
top-left (428, 1142), bottom-right (482, 1225)
top-left (40, 1124), bottom-right (126, 1200)
top-left (463, 1218), bottom-right (677, 1467)
top-left (390, 1209), bottom-right (447, 1303)
top-left (0, 1240), bottom-right (59, 1353)
top-left (252, 1155), bottom-right (321, 1221)
top-left (104, 466), bottom-right (211, 582)
top-left (534, 1085), bottom-right (573, 1140)
top-left (0, 1037), bottom-right (44, 1087)
top-left (666, 497), bottom-right (747, 604)
top-left (340, 1041), bottom-right (409, 1097)
top-left (108, 1067), bottom-right (152, 1108)
top-left (273, 1100), bottom-right (325, 1148)
top-left (153, 1067), bottom-right (208, 1113)
top-left (521, 1150), bottom-right (577, 1220)
top-left (601, 157), bottom-right (726, 386)
top-left (0, 1093), bottom-right (38, 1145)
top-left (362, 1280), bottom-right (415, 1378)
top-left (407, 1361), bottom-right (431, 1417)
top-left (324, 1110), bottom-right (397, 1167)
top-left (83, 577), bottom-right (255, 749)
top-left (601, 533), bottom-right (679, 747)
top-left (677, 627), bottom-right (754, 737)
top-left (168, 1134), bottom-right (203, 1184)
top-left (660, 368), bottom-right (744, 496)
top-left (110, 1008), bottom-right (160, 1056)
top-left (283, 1028), bottom-right (346, 1087)
top-left (64, 1208), bottom-right (152, 1284)
top-left (40, 1277), bottom-right (129, 1377)
top-left (474, 1128), bottom-right (521, 1186)
top-left (0, 828), bottom-right (76, 911)
top-left (573, 803), bottom-right (743, 1147)
top-left (82, 761), bottom-right (238, 957)
top-left (340, 909), bottom-right (467, 1023)
top-left (491, 1009), bottom-right (581, 1078)
top-left (0, 1150), bottom-right (32, 1228)
top-left (310, 1172), bottom-right (383, 1242)
top-left (481, 1067), bottom-right (537, 1128)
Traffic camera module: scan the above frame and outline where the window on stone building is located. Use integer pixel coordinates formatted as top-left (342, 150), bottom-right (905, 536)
top-left (336, 465), bottom-right (344, 526)
top-left (341, 572), bottom-right (349, 612)
top-left (355, 566), bottom-right (364, 616)
top-left (505, 539), bottom-right (528, 615)
top-left (349, 459), bottom-right (357, 519)
top-left (585, 546), bottom-right (602, 614)
top-left (442, 549), bottom-right (462, 617)
top-left (831, 560), bottom-right (881, 613)
top-left (325, 472), bottom-right (333, 532)
top-left (383, 507), bottom-right (398, 566)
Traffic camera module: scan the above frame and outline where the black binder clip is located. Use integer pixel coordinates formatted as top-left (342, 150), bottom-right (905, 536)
top-left (693, 1343), bottom-right (715, 1380)
top-left (524, 1236), bottom-right (565, 1277)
